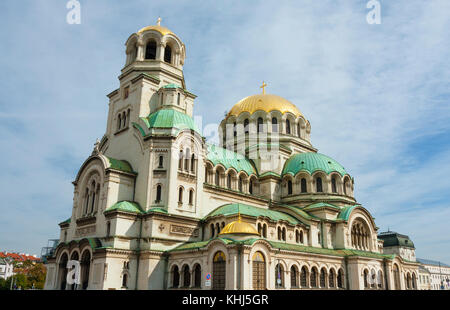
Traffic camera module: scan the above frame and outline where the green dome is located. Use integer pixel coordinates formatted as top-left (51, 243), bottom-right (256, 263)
top-left (141, 109), bottom-right (201, 134)
top-left (282, 152), bottom-right (348, 177)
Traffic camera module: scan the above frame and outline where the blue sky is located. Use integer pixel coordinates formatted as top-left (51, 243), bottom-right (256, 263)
top-left (0, 0), bottom-right (449, 262)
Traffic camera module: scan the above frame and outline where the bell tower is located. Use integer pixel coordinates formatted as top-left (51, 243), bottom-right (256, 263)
top-left (105, 19), bottom-right (196, 139)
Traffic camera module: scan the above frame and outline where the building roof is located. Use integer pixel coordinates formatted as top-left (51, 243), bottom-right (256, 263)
top-left (227, 94), bottom-right (303, 118)
top-left (104, 201), bottom-right (144, 214)
top-left (105, 157), bottom-right (135, 174)
top-left (205, 203), bottom-right (301, 225)
top-left (378, 231), bottom-right (415, 249)
top-left (282, 152), bottom-right (348, 177)
top-left (417, 258), bottom-right (450, 268)
top-left (206, 144), bottom-right (257, 176)
top-left (141, 109), bottom-right (201, 134)
top-left (137, 25), bottom-right (174, 36)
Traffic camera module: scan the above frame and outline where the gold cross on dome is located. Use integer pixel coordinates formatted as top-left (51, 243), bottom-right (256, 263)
top-left (260, 81), bottom-right (267, 94)
top-left (156, 17), bottom-right (161, 26)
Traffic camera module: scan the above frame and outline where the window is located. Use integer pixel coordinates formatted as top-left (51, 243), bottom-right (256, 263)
top-left (227, 174), bottom-right (232, 189)
top-left (329, 269), bottom-right (335, 288)
top-left (272, 117), bottom-right (278, 132)
top-left (172, 266), bottom-right (180, 288)
top-left (262, 224), bottom-right (267, 238)
top-left (233, 122), bottom-right (237, 137)
top-left (178, 187), bottom-right (183, 205)
top-left (282, 227), bottom-right (286, 241)
top-left (337, 269), bottom-right (344, 288)
top-left (212, 252), bottom-right (226, 290)
top-left (300, 267), bottom-right (308, 287)
top-left (184, 149), bottom-right (190, 171)
top-left (183, 265), bottom-right (190, 287)
top-left (158, 155), bottom-right (164, 168)
top-left (215, 170), bottom-right (220, 186)
top-left (194, 265), bottom-right (201, 288)
top-left (275, 264), bottom-right (284, 288)
top-left (164, 45), bottom-right (172, 63)
top-left (287, 180), bottom-right (293, 195)
top-left (291, 266), bottom-right (298, 288)
top-left (257, 117), bottom-right (263, 133)
top-left (145, 40), bottom-right (157, 59)
top-left (124, 86), bottom-right (129, 99)
top-left (310, 268), bottom-right (317, 288)
top-left (238, 177), bottom-right (243, 192)
top-left (244, 119), bottom-right (249, 134)
top-left (177, 93), bottom-right (180, 105)
top-left (249, 179), bottom-right (253, 194)
top-left (364, 270), bottom-right (369, 288)
top-left (331, 177), bottom-right (337, 193)
top-left (344, 179), bottom-right (348, 195)
top-left (318, 232), bottom-right (321, 244)
top-left (191, 154), bottom-right (195, 173)
top-left (286, 119), bottom-right (291, 134)
top-left (178, 150), bottom-right (183, 170)
top-left (122, 273), bottom-right (128, 288)
top-left (320, 268), bottom-right (326, 288)
top-left (316, 177), bottom-right (323, 192)
top-left (156, 185), bottom-right (162, 202)
top-left (210, 224), bottom-right (215, 238)
top-left (189, 189), bottom-right (194, 205)
top-left (160, 92), bottom-right (164, 105)
top-left (300, 230), bottom-right (304, 243)
top-left (301, 178), bottom-right (307, 193)
top-left (106, 222), bottom-right (110, 237)
top-left (117, 114), bottom-right (122, 131)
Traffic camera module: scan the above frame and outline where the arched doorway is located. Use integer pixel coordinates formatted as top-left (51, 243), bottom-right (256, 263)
top-left (393, 264), bottom-right (401, 290)
top-left (213, 251), bottom-right (226, 290)
top-left (80, 250), bottom-right (91, 290)
top-left (58, 253), bottom-right (68, 290)
top-left (68, 252), bottom-right (79, 290)
top-left (252, 252), bottom-right (266, 289)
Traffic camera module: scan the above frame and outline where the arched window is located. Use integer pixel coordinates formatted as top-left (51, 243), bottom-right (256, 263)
top-left (117, 114), bottom-right (122, 131)
top-left (277, 227), bottom-right (282, 241)
top-left (122, 273), bottom-right (128, 288)
top-left (183, 265), bottom-right (190, 287)
top-left (320, 268), bottom-right (327, 288)
top-left (344, 179), bottom-right (349, 195)
top-left (80, 250), bottom-right (91, 290)
top-left (329, 269), bottom-right (335, 288)
top-left (227, 174), bottom-right (232, 189)
top-left (189, 189), bottom-right (194, 205)
top-left (212, 252), bottom-right (226, 290)
top-left (177, 93), bottom-right (180, 105)
top-left (178, 150), bottom-right (183, 170)
top-left (262, 224), bottom-right (267, 238)
top-left (310, 268), bottom-right (318, 288)
top-left (364, 269), bottom-right (369, 289)
top-left (215, 170), bottom-right (220, 186)
top-left (377, 270), bottom-right (383, 289)
top-left (282, 227), bottom-right (286, 241)
top-left (295, 230), bottom-right (300, 243)
top-left (287, 180), bottom-right (293, 195)
top-left (300, 267), bottom-right (308, 288)
top-left (286, 119), bottom-right (291, 134)
top-left (172, 266), bottom-right (180, 288)
top-left (122, 112), bottom-right (127, 129)
top-left (316, 177), bottom-right (323, 192)
top-left (298, 123), bottom-right (301, 138)
top-left (84, 188), bottom-right (89, 215)
top-left (145, 40), bottom-right (157, 59)
top-left (412, 273), bottom-right (417, 290)
top-left (178, 187), bottom-right (183, 204)
top-left (300, 230), bottom-right (304, 244)
top-left (194, 265), bottom-right (201, 288)
top-left (257, 117), bottom-right (264, 133)
top-left (210, 224), bottom-right (215, 238)
top-left (184, 149), bottom-right (190, 171)
top-left (331, 177), bottom-right (337, 193)
top-left (272, 117), bottom-right (278, 132)
top-left (337, 269), bottom-right (344, 288)
top-left (164, 45), bottom-right (172, 63)
top-left (249, 179), bottom-right (253, 194)
top-left (156, 184), bottom-right (162, 202)
top-left (106, 222), bottom-right (111, 237)
top-left (258, 223), bottom-right (262, 236)
top-left (290, 266), bottom-right (298, 288)
top-left (275, 264), bottom-right (284, 288)
top-left (216, 223), bottom-right (220, 235)
top-left (301, 178), bottom-right (307, 193)
top-left (238, 176), bottom-right (243, 192)
top-left (191, 154), bottom-right (195, 173)
top-left (158, 155), bottom-right (164, 168)
top-left (244, 119), bottom-right (249, 134)
top-left (351, 220), bottom-right (370, 251)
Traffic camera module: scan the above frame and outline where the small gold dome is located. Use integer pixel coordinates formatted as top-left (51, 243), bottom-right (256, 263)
top-left (137, 25), bottom-right (174, 36)
top-left (219, 214), bottom-right (260, 236)
top-left (227, 94), bottom-right (303, 118)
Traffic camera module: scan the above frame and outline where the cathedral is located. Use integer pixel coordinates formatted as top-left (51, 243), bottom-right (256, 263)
top-left (43, 20), bottom-right (420, 290)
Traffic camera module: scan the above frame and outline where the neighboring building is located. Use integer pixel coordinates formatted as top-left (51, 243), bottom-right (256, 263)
top-left (417, 258), bottom-right (450, 290)
top-left (418, 265), bottom-right (431, 290)
top-left (0, 257), bottom-right (14, 280)
top-left (44, 19), bottom-right (420, 290)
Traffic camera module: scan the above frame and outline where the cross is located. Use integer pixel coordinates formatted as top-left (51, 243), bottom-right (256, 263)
top-left (156, 17), bottom-right (161, 26)
top-left (260, 81), bottom-right (267, 94)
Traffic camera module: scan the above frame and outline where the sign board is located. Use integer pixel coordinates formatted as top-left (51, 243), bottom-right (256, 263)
top-left (205, 280), bottom-right (211, 287)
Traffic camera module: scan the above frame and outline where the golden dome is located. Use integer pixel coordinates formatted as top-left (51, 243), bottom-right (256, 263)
top-left (137, 25), bottom-right (174, 36)
top-left (227, 94), bottom-right (303, 118)
top-left (219, 214), bottom-right (260, 236)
